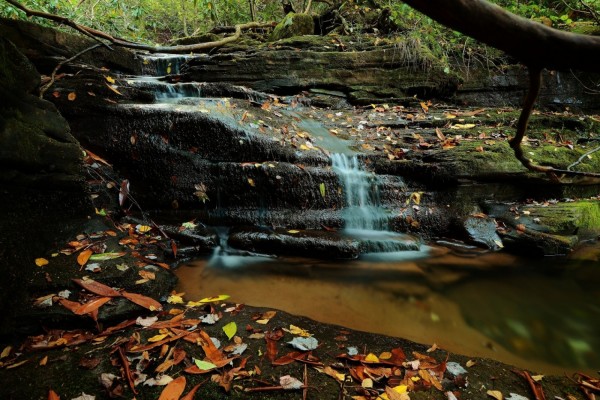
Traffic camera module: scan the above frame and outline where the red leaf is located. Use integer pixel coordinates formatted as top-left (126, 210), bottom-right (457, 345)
top-left (73, 278), bottom-right (121, 297)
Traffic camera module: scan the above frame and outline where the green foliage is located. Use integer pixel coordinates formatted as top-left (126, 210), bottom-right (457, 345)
top-left (1, 0), bottom-right (599, 45)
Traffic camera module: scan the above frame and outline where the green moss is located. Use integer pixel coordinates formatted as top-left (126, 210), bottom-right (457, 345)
top-left (269, 13), bottom-right (315, 41)
top-left (570, 21), bottom-right (600, 36)
top-left (523, 200), bottom-right (600, 237)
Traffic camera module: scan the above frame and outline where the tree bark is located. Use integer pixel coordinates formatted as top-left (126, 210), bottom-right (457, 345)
top-left (402, 0), bottom-right (600, 72)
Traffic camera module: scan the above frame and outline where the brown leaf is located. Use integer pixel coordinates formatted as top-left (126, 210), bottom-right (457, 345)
top-left (77, 249), bottom-right (93, 267)
top-left (79, 356), bottom-right (101, 370)
top-left (121, 291), bottom-right (162, 311)
top-left (67, 92), bottom-right (76, 101)
top-left (73, 278), bottom-right (121, 297)
top-left (158, 376), bottom-right (186, 400)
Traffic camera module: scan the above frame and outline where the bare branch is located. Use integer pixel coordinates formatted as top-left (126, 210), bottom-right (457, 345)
top-left (39, 43), bottom-right (102, 98)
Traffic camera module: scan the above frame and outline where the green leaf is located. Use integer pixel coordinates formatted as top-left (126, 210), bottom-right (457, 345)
top-left (223, 321), bottom-right (237, 340)
top-left (319, 183), bottom-right (326, 198)
top-left (89, 252), bottom-right (126, 261)
top-left (194, 359), bottom-right (217, 370)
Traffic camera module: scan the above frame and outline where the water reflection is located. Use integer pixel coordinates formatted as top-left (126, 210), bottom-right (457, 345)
top-left (175, 249), bottom-right (600, 375)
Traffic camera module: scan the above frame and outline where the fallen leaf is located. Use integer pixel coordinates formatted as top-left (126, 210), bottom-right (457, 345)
top-left (105, 76), bottom-right (116, 84)
top-left (77, 249), bottom-right (93, 267)
top-left (35, 258), bottom-right (49, 267)
top-left (1, 346), bottom-right (12, 359)
top-left (73, 278), bottom-right (121, 297)
top-left (180, 383), bottom-right (201, 400)
top-left (319, 183), bottom-right (326, 198)
top-left (288, 336), bottom-right (318, 351)
top-left (121, 291), bottom-right (163, 311)
top-left (168, 295), bottom-right (184, 304)
top-left (451, 123), bottom-right (476, 129)
top-left (158, 375), bottom-right (186, 400)
top-left (223, 322), bottom-right (237, 340)
top-left (435, 128), bottom-right (446, 141)
top-left (247, 178), bottom-right (255, 187)
top-left (287, 230), bottom-right (300, 234)
top-left (194, 359), bottom-right (217, 371)
top-left (39, 355), bottom-right (48, 366)
top-left (280, 375), bottom-right (303, 390)
top-left (68, 92), bottom-right (76, 101)
top-left (148, 334), bottom-right (169, 343)
top-left (48, 389), bottom-right (60, 400)
top-left (89, 252), bottom-right (126, 261)
top-left (74, 297), bottom-right (112, 315)
top-left (71, 393), bottom-right (95, 400)
top-left (487, 390), bottom-right (503, 400)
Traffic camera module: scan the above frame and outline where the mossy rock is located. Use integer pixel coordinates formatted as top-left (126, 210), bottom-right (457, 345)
top-left (269, 12), bottom-right (315, 41)
top-left (570, 21), bottom-right (600, 36)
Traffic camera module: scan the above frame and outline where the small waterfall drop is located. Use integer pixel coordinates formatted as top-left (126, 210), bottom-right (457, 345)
top-left (331, 153), bottom-right (421, 255)
top-left (331, 153), bottom-right (388, 233)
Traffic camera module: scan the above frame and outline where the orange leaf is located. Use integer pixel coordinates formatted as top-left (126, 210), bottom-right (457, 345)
top-left (197, 330), bottom-right (226, 363)
top-left (121, 291), bottom-right (163, 311)
top-left (73, 278), bottom-right (121, 297)
top-left (74, 297), bottom-right (111, 315)
top-left (180, 383), bottom-right (202, 400)
top-left (48, 389), bottom-right (60, 400)
top-left (58, 298), bottom-right (84, 313)
top-left (67, 92), bottom-right (76, 101)
top-left (158, 376), bottom-right (186, 400)
top-left (77, 249), bottom-right (93, 267)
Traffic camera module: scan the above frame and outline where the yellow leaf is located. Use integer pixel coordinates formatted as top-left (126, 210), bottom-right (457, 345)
top-left (1, 346), bottom-right (12, 359)
top-left (198, 294), bottom-right (230, 303)
top-left (379, 351), bottom-right (392, 360)
top-left (300, 144), bottom-right (309, 150)
top-left (287, 325), bottom-right (311, 337)
top-left (136, 225), bottom-right (152, 233)
top-left (148, 334), bottom-right (168, 342)
top-left (466, 360), bottom-right (476, 367)
top-left (248, 178), bottom-right (255, 187)
top-left (487, 390), bottom-right (503, 400)
top-left (167, 294), bottom-right (184, 304)
top-left (451, 123), bottom-right (476, 129)
top-left (105, 76), bottom-right (116, 84)
top-left (105, 83), bottom-right (122, 96)
top-left (287, 230), bottom-right (300, 234)
top-left (364, 353), bottom-right (379, 362)
top-left (35, 258), bottom-right (49, 267)
top-left (39, 356), bottom-right (48, 366)
top-left (392, 385), bottom-right (408, 394)
top-left (532, 374), bottom-right (544, 382)
top-left (223, 321), bottom-right (237, 340)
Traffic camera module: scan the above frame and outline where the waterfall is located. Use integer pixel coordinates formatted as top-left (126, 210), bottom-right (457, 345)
top-left (331, 153), bottom-right (420, 255)
top-left (331, 153), bottom-right (389, 233)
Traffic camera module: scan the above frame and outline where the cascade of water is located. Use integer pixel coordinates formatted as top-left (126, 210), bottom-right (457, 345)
top-left (331, 153), bottom-right (388, 232)
top-left (331, 153), bottom-right (420, 254)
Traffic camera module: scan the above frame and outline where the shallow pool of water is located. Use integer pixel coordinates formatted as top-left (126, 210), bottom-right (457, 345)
top-left (175, 248), bottom-right (600, 375)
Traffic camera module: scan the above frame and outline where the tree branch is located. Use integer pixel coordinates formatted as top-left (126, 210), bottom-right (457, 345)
top-left (401, 0), bottom-right (600, 72)
top-left (3, 0), bottom-right (275, 54)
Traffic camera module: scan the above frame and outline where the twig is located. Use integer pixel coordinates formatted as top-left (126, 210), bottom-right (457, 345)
top-left (244, 385), bottom-right (308, 392)
top-left (303, 364), bottom-right (308, 400)
top-left (39, 43), bottom-right (102, 98)
top-left (568, 145), bottom-right (600, 170)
